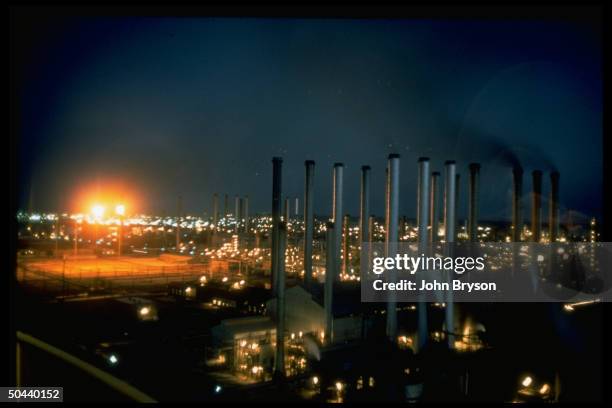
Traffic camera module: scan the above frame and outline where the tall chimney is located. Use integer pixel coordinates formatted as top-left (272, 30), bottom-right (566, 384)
top-left (244, 195), bottom-right (249, 233)
top-left (212, 193), bottom-right (219, 226)
top-left (385, 154), bottom-right (400, 341)
top-left (176, 195), bottom-right (182, 251)
top-left (417, 158), bottom-right (430, 352)
top-left (444, 161), bottom-right (457, 349)
top-left (360, 166), bottom-right (371, 247)
top-left (295, 197), bottom-right (299, 217)
top-left (367, 215), bottom-right (375, 275)
top-left (430, 172), bottom-right (441, 243)
top-left (239, 198), bottom-right (245, 229)
top-left (512, 166), bottom-right (523, 242)
top-left (455, 173), bottom-right (461, 240)
top-left (303, 160), bottom-right (315, 288)
top-left (324, 221), bottom-right (335, 343)
top-left (531, 171), bottom-right (542, 242)
top-left (332, 163), bottom-right (344, 282)
top-left (274, 221), bottom-right (287, 378)
top-left (417, 158), bottom-right (431, 243)
top-left (235, 195), bottom-right (240, 219)
top-left (342, 214), bottom-right (350, 276)
top-left (468, 163), bottom-right (481, 242)
top-left (549, 171), bottom-right (560, 242)
top-left (284, 198), bottom-right (290, 223)
top-left (271, 157), bottom-right (283, 296)
top-left (224, 194), bottom-right (229, 218)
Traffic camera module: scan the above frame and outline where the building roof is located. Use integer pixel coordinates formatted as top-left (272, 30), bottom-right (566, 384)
top-left (211, 316), bottom-right (276, 342)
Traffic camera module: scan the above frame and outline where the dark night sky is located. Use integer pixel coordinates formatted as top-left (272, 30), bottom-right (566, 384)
top-left (17, 17), bottom-right (602, 222)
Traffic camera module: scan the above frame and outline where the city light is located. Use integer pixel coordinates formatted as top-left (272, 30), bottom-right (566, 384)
top-left (521, 376), bottom-right (532, 387)
top-left (539, 384), bottom-right (550, 395)
top-left (116, 204), bottom-right (125, 216)
top-left (108, 354), bottom-right (119, 365)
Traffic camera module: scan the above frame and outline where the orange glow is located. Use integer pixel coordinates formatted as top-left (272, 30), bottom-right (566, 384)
top-left (71, 180), bottom-right (139, 215)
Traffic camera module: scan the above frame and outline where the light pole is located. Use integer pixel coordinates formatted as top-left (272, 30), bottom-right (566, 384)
top-left (92, 204), bottom-right (105, 252)
top-left (73, 218), bottom-right (79, 256)
top-left (116, 204), bottom-right (125, 257)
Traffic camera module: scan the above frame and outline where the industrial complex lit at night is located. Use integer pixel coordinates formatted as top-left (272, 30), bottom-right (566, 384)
top-left (10, 4), bottom-right (605, 405)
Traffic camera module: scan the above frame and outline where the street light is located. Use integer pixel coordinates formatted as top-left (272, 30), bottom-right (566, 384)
top-left (92, 205), bottom-right (105, 251)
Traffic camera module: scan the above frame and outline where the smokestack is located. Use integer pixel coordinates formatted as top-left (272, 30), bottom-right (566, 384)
top-left (284, 197), bottom-right (290, 223)
top-left (303, 160), bottom-right (315, 288)
top-left (324, 221), bottom-right (335, 344)
top-left (531, 171), bottom-right (542, 242)
top-left (455, 173), bottom-right (461, 240)
top-left (234, 195), bottom-right (240, 233)
top-left (332, 163), bottom-right (344, 282)
top-left (224, 194), bottom-right (229, 218)
top-left (342, 214), bottom-right (350, 276)
top-left (512, 166), bottom-right (523, 242)
top-left (244, 195), bottom-right (249, 233)
top-left (444, 161), bottom-right (457, 350)
top-left (549, 171), bottom-right (560, 242)
top-left (274, 222), bottom-right (287, 378)
top-left (176, 195), bottom-right (182, 251)
top-left (212, 193), bottom-right (219, 226)
top-left (468, 163), bottom-right (481, 242)
top-left (385, 154), bottom-right (400, 341)
top-left (417, 158), bottom-right (430, 353)
top-left (295, 197), bottom-right (299, 217)
top-left (360, 166), bottom-right (371, 246)
top-left (271, 157), bottom-right (283, 296)
top-left (430, 172), bottom-right (441, 243)
top-left (235, 195), bottom-right (240, 219)
top-left (367, 215), bottom-right (375, 274)
top-left (417, 158), bottom-right (430, 243)
top-left (239, 198), bottom-right (245, 228)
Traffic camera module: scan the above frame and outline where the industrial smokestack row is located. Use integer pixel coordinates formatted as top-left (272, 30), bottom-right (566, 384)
top-left (444, 160), bottom-right (457, 350)
top-left (417, 158), bottom-right (430, 352)
top-left (512, 166), bottom-right (523, 242)
top-left (531, 171), bottom-right (542, 242)
top-left (324, 221), bottom-right (335, 343)
top-left (385, 154), bottom-right (400, 341)
top-left (468, 163), bottom-right (480, 242)
top-left (271, 157), bottom-right (283, 296)
top-left (303, 160), bottom-right (315, 289)
top-left (274, 221), bottom-right (287, 378)
top-left (549, 171), bottom-right (560, 242)
top-left (332, 163), bottom-right (344, 282)
top-left (430, 171), bottom-right (440, 243)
